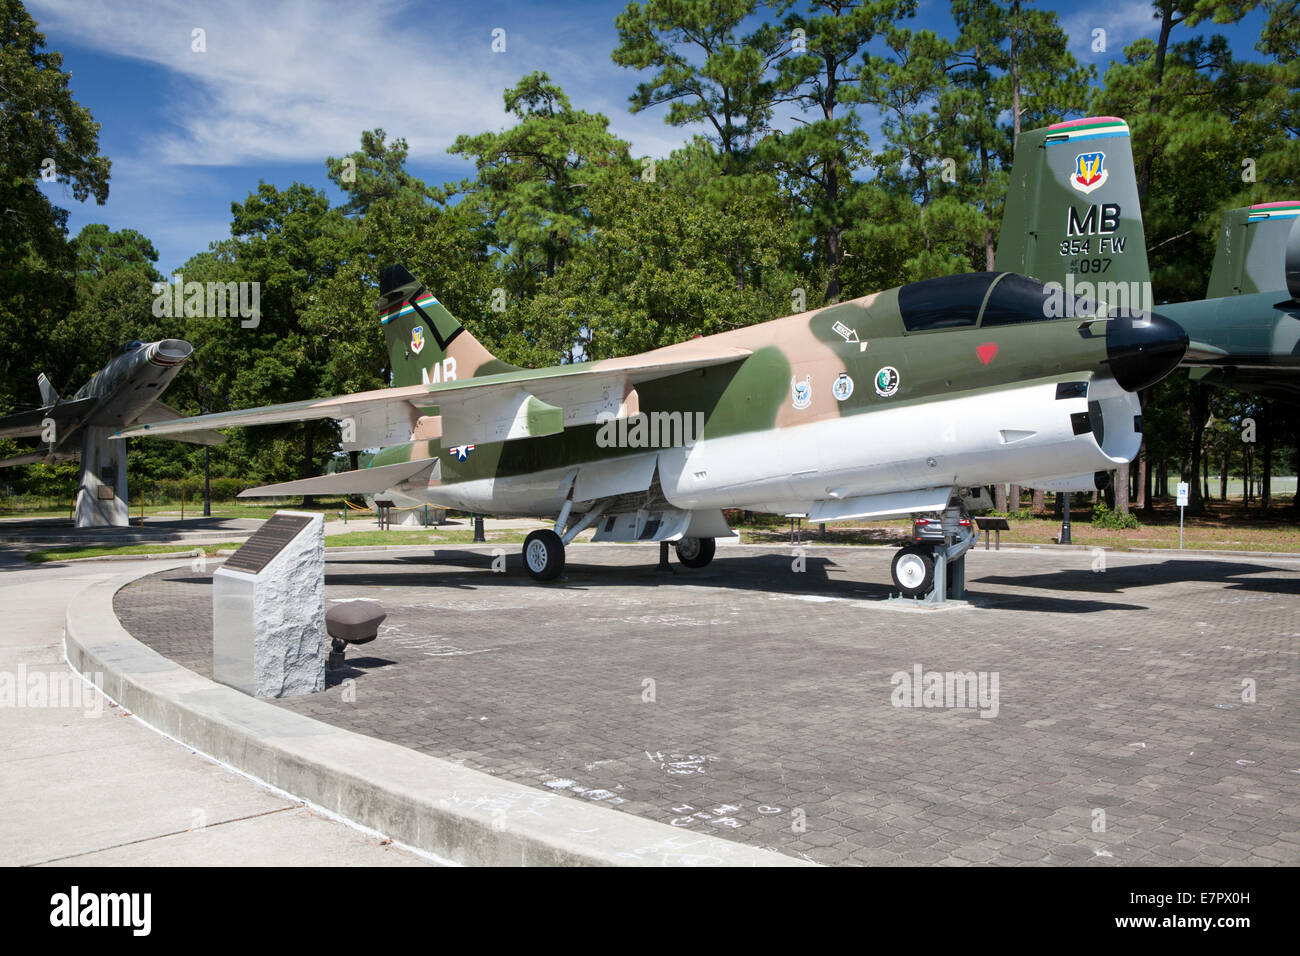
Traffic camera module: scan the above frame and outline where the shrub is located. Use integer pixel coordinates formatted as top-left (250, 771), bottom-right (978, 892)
top-left (1090, 501), bottom-right (1140, 529)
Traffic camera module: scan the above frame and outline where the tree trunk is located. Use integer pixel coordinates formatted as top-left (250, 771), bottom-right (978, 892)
top-left (1008, 483), bottom-right (1021, 514)
top-left (1138, 1), bottom-right (1179, 200)
top-left (1243, 445), bottom-right (1251, 507)
top-left (1031, 488), bottom-right (1045, 514)
top-left (1220, 450), bottom-right (1228, 501)
top-left (1010, 1), bottom-right (1022, 148)
top-left (1116, 463), bottom-right (1130, 515)
top-left (1261, 404), bottom-right (1273, 510)
top-left (994, 483), bottom-right (1007, 512)
top-left (1135, 444), bottom-right (1148, 510)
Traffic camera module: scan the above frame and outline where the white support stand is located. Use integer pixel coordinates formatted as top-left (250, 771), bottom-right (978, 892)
top-left (74, 426), bottom-right (129, 528)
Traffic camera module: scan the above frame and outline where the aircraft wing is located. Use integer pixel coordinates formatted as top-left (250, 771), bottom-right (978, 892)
top-left (113, 344), bottom-right (752, 448)
top-left (236, 457), bottom-right (439, 497)
top-left (0, 397), bottom-right (97, 440)
top-left (113, 382), bottom-right (439, 441)
top-left (129, 401), bottom-right (228, 446)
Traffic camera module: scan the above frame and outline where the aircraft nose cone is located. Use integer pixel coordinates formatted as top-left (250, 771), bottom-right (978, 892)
top-left (1105, 310), bottom-right (1187, 392)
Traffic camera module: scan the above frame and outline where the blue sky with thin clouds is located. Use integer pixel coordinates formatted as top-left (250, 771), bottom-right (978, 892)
top-left (29, 0), bottom-right (1273, 274)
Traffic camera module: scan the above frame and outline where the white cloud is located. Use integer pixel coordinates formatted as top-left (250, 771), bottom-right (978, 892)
top-left (1062, 5), bottom-right (1162, 61)
top-left (29, 0), bottom-right (695, 168)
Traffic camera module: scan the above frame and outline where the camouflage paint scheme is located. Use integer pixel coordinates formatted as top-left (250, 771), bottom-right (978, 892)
top-left (118, 117), bottom-right (1188, 529)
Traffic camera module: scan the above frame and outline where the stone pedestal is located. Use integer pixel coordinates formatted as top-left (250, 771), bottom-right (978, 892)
top-left (212, 511), bottom-right (326, 698)
top-left (75, 426), bottom-right (128, 527)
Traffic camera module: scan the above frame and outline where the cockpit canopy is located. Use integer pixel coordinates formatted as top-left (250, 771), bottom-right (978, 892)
top-left (897, 272), bottom-right (1105, 331)
top-left (117, 340), bottom-right (144, 353)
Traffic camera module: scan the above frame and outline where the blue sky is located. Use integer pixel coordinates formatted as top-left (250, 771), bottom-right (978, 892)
top-left (30, 0), bottom-right (1273, 274)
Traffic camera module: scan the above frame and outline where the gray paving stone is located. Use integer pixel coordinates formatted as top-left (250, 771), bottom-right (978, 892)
top-left (113, 544), bottom-right (1300, 866)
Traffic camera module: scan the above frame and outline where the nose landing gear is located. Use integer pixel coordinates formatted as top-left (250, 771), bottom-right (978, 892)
top-left (890, 546), bottom-right (935, 598)
top-left (889, 504), bottom-right (976, 603)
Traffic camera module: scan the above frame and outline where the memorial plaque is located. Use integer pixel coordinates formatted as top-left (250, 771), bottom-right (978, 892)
top-left (224, 513), bottom-right (313, 574)
top-left (213, 510), bottom-right (325, 697)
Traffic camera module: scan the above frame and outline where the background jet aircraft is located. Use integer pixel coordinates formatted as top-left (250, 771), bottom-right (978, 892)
top-left (0, 339), bottom-right (224, 526)
top-left (119, 117), bottom-right (1187, 597)
top-left (1170, 201), bottom-right (1300, 400)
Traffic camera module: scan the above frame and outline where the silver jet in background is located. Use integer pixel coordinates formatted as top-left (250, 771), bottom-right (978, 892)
top-left (0, 339), bottom-right (223, 527)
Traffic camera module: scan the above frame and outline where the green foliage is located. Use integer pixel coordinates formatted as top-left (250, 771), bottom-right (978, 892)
top-left (1091, 501), bottom-right (1142, 529)
top-left (0, 0), bottom-right (111, 412)
top-left (1, 0), bottom-right (1295, 501)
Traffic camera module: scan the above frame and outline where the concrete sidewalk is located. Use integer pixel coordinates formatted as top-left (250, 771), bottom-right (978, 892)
top-left (0, 549), bottom-right (432, 866)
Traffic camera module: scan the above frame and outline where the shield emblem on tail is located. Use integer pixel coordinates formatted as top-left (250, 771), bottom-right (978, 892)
top-left (1070, 152), bottom-right (1108, 194)
top-left (410, 326), bottom-right (424, 354)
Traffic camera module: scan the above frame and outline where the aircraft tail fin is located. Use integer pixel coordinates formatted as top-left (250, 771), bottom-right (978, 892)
top-left (376, 265), bottom-right (516, 388)
top-left (37, 373), bottom-right (59, 406)
top-left (996, 116), bottom-right (1152, 314)
top-left (1205, 201), bottom-right (1300, 300)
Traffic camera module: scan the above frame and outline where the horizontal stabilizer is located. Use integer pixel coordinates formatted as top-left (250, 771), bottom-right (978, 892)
top-left (0, 451), bottom-right (49, 468)
top-left (236, 457), bottom-right (439, 497)
top-left (0, 397), bottom-right (97, 440)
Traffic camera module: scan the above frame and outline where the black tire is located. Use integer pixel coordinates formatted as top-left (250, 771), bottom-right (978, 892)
top-left (674, 536), bottom-right (716, 569)
top-left (891, 545), bottom-right (935, 598)
top-left (522, 529), bottom-right (565, 581)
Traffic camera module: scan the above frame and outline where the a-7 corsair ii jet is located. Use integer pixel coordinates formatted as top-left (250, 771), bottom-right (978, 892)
top-left (119, 117), bottom-right (1187, 596)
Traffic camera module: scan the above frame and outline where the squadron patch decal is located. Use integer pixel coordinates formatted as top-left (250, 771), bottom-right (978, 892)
top-left (874, 366), bottom-right (900, 397)
top-left (790, 375), bottom-right (812, 410)
top-left (410, 326), bottom-right (425, 355)
top-left (832, 372), bottom-right (854, 401)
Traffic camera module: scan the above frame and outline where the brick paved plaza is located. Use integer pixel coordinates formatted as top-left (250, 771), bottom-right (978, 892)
top-left (113, 544), bottom-right (1300, 866)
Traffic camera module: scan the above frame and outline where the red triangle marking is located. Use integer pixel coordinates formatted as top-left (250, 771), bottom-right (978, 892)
top-left (976, 342), bottom-right (998, 366)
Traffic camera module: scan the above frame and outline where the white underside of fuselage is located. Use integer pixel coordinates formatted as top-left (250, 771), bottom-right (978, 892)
top-left (383, 376), bottom-right (1141, 521)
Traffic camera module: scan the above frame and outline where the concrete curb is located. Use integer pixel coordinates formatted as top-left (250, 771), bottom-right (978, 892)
top-left (33, 549), bottom-right (208, 564)
top-left (63, 564), bottom-right (808, 867)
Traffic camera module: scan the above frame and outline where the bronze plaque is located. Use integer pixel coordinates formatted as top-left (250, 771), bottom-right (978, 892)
top-left (223, 513), bottom-right (313, 575)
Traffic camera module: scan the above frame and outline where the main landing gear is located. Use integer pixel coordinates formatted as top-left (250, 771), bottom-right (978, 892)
top-left (522, 529), bottom-right (566, 581)
top-left (674, 536), bottom-right (716, 569)
top-left (521, 529), bottom-right (718, 581)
